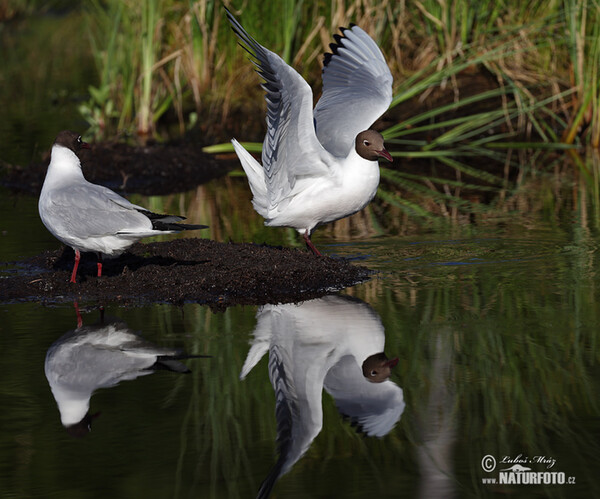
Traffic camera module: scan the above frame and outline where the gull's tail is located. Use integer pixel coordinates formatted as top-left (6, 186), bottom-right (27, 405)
top-left (139, 210), bottom-right (208, 232)
top-left (231, 138), bottom-right (268, 218)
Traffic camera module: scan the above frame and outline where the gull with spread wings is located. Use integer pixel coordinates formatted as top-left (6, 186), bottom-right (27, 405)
top-left (227, 9), bottom-right (393, 255)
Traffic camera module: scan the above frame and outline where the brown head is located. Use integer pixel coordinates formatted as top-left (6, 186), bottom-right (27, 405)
top-left (54, 130), bottom-right (91, 153)
top-left (355, 130), bottom-right (393, 162)
top-left (362, 352), bottom-right (399, 383)
top-left (64, 411), bottom-right (101, 438)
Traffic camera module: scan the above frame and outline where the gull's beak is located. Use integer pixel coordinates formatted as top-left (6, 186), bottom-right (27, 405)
top-left (384, 357), bottom-right (399, 368)
top-left (377, 148), bottom-right (393, 162)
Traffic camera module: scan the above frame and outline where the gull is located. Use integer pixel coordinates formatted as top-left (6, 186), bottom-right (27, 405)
top-left (240, 295), bottom-right (403, 498)
top-left (45, 313), bottom-right (206, 436)
top-left (38, 130), bottom-right (208, 283)
top-left (226, 9), bottom-right (393, 255)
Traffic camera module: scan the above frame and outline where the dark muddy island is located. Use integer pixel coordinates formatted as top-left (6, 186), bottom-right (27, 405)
top-left (1, 238), bottom-right (373, 308)
top-left (1, 136), bottom-right (375, 307)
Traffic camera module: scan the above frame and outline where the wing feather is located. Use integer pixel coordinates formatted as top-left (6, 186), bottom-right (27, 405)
top-left (42, 184), bottom-right (152, 237)
top-left (226, 9), bottom-right (334, 211)
top-left (314, 26), bottom-right (393, 157)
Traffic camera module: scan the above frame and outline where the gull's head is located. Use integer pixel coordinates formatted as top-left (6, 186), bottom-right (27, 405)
top-left (356, 130), bottom-right (393, 162)
top-left (53, 130), bottom-right (91, 154)
top-left (64, 411), bottom-right (102, 438)
top-left (362, 352), bottom-right (399, 383)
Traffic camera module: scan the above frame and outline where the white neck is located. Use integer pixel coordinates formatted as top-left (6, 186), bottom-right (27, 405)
top-left (344, 143), bottom-right (377, 168)
top-left (44, 144), bottom-right (85, 184)
top-left (50, 385), bottom-right (90, 426)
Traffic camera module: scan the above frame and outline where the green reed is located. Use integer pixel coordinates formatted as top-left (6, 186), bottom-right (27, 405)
top-left (66, 1), bottom-right (560, 139)
top-left (562, 0), bottom-right (600, 147)
top-left (3, 0), bottom-right (590, 152)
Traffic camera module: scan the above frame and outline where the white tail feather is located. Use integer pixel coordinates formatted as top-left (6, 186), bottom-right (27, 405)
top-left (231, 139), bottom-right (269, 218)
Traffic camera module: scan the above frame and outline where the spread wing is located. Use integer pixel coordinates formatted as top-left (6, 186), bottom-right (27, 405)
top-left (314, 26), bottom-right (393, 157)
top-left (324, 355), bottom-right (405, 437)
top-left (226, 9), bottom-right (335, 210)
top-left (257, 343), bottom-right (323, 499)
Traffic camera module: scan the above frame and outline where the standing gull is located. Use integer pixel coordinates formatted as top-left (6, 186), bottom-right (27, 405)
top-left (227, 9), bottom-right (393, 255)
top-left (38, 130), bottom-right (208, 283)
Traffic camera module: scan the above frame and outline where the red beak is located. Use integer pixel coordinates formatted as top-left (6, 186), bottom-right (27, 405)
top-left (385, 357), bottom-right (399, 368)
top-left (377, 148), bottom-right (393, 162)
top-left (81, 142), bottom-right (91, 150)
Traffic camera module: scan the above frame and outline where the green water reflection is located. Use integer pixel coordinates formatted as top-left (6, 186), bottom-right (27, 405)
top-left (0, 10), bottom-right (94, 165)
top-left (1, 217), bottom-right (599, 497)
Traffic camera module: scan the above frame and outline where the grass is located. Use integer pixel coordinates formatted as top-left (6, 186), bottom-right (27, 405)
top-left (5, 1), bottom-right (598, 150)
top-left (65, 1), bottom-right (598, 145)
top-left (562, 0), bottom-right (600, 147)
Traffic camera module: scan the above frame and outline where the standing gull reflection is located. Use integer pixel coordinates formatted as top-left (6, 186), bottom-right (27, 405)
top-left (240, 295), bottom-right (404, 498)
top-left (45, 309), bottom-right (206, 437)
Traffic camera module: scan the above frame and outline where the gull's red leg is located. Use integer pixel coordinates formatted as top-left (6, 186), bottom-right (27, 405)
top-left (97, 253), bottom-right (103, 277)
top-left (70, 249), bottom-right (81, 283)
top-left (303, 232), bottom-right (322, 256)
top-left (73, 300), bottom-right (83, 328)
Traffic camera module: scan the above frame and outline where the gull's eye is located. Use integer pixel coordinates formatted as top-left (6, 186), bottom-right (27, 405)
top-left (77, 136), bottom-right (82, 143)
top-left (370, 370), bottom-right (377, 377)
top-left (363, 140), bottom-right (370, 147)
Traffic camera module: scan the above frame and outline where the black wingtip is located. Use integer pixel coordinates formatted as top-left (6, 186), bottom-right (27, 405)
top-left (224, 5), bottom-right (235, 21)
top-left (152, 222), bottom-right (209, 232)
top-left (322, 26), bottom-right (355, 68)
top-left (177, 224), bottom-right (209, 231)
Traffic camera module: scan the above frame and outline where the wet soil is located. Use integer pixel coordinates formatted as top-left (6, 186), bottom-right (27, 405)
top-left (0, 238), bottom-right (373, 309)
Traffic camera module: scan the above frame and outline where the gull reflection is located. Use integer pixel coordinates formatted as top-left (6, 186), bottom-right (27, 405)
top-left (45, 306), bottom-right (204, 437)
top-left (241, 295), bottom-right (404, 498)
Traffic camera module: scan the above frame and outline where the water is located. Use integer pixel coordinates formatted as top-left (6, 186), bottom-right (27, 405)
top-left (2, 199), bottom-right (599, 497)
top-left (1, 11), bottom-right (600, 499)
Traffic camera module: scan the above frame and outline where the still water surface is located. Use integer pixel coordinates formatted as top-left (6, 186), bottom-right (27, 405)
top-left (1, 182), bottom-right (599, 497)
top-left (1, 10), bottom-right (600, 499)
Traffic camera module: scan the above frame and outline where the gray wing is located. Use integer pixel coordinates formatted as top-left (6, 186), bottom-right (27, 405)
top-left (313, 26), bottom-right (393, 157)
top-left (257, 343), bottom-right (323, 499)
top-left (226, 10), bottom-right (335, 210)
top-left (324, 355), bottom-right (404, 437)
top-left (43, 182), bottom-right (157, 237)
top-left (45, 323), bottom-right (154, 391)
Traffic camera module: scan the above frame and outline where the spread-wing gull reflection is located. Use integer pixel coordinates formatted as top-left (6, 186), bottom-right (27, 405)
top-left (240, 295), bottom-right (404, 498)
top-left (45, 307), bottom-right (207, 437)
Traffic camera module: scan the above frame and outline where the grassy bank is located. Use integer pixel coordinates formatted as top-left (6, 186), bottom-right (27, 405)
top-left (5, 1), bottom-right (599, 150)
top-left (66, 1), bottom-right (596, 144)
